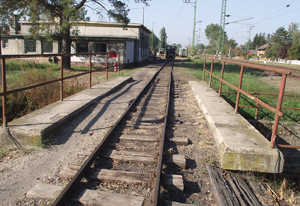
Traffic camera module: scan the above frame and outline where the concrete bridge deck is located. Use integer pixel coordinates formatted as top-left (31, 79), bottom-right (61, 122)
top-left (0, 73), bottom-right (283, 173)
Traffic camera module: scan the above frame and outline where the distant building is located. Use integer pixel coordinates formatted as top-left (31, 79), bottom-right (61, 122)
top-left (257, 43), bottom-right (269, 57)
top-left (1, 19), bottom-right (151, 67)
top-left (248, 49), bottom-right (257, 56)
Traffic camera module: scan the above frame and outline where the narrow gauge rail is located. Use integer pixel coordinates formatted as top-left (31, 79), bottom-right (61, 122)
top-left (53, 61), bottom-right (176, 206)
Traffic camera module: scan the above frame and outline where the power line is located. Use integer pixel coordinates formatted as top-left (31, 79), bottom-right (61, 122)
top-left (169, 3), bottom-right (185, 28)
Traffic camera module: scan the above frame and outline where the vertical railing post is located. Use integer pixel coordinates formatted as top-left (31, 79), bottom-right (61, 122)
top-left (60, 54), bottom-right (63, 101)
top-left (202, 58), bottom-right (206, 81)
top-left (105, 53), bottom-right (108, 81)
top-left (1, 58), bottom-right (7, 127)
top-left (218, 61), bottom-right (225, 97)
top-left (208, 59), bottom-right (214, 87)
top-left (255, 94), bottom-right (260, 119)
top-left (270, 73), bottom-right (287, 148)
top-left (117, 53), bottom-right (120, 75)
top-left (89, 54), bottom-right (92, 89)
top-left (235, 65), bottom-right (244, 114)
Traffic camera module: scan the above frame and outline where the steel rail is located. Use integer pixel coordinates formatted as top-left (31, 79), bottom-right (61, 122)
top-left (52, 61), bottom-right (168, 206)
top-left (151, 61), bottom-right (173, 205)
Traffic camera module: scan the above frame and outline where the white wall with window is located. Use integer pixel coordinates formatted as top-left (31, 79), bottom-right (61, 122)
top-left (125, 40), bottom-right (135, 64)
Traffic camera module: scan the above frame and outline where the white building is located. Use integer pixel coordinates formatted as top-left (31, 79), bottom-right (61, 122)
top-left (1, 20), bottom-right (151, 67)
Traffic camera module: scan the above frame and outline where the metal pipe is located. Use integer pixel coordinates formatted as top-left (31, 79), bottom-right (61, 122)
top-left (202, 58), bottom-right (206, 81)
top-left (235, 65), bottom-right (244, 114)
top-left (60, 55), bottom-right (63, 101)
top-left (255, 94), bottom-right (260, 119)
top-left (206, 57), bottom-right (291, 75)
top-left (89, 54), bottom-right (92, 89)
top-left (270, 73), bottom-right (287, 148)
top-left (205, 69), bottom-right (284, 117)
top-left (219, 61), bottom-right (225, 97)
top-left (1, 58), bottom-right (6, 127)
top-left (208, 59), bottom-right (214, 87)
top-left (105, 53), bottom-right (108, 81)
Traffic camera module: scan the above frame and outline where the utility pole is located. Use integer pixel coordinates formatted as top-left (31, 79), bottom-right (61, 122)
top-left (143, 7), bottom-right (144, 25)
top-left (218, 0), bottom-right (227, 56)
top-left (192, 0), bottom-right (197, 49)
top-left (185, 0), bottom-right (197, 50)
top-left (246, 25), bottom-right (254, 55)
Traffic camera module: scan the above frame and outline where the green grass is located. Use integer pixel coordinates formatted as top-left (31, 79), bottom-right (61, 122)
top-left (175, 57), bottom-right (300, 123)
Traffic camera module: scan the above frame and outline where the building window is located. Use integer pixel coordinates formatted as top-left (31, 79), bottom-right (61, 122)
top-left (95, 43), bottom-right (106, 53)
top-left (42, 40), bottom-right (53, 53)
top-left (24, 39), bottom-right (36, 53)
top-left (2, 39), bottom-right (8, 48)
top-left (77, 42), bottom-right (89, 53)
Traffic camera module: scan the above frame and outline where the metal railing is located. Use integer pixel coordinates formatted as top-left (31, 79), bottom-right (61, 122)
top-left (0, 52), bottom-right (120, 127)
top-left (203, 57), bottom-right (300, 149)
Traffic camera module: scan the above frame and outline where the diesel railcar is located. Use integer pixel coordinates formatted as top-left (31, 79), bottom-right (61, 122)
top-left (179, 47), bottom-right (188, 57)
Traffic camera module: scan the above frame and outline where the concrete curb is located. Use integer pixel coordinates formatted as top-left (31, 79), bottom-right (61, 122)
top-left (1, 77), bottom-right (133, 147)
top-left (189, 81), bottom-right (284, 173)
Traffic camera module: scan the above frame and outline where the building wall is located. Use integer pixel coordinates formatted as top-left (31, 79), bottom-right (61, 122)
top-left (125, 40), bottom-right (135, 64)
top-left (4, 21), bottom-right (150, 65)
top-left (1, 38), bottom-right (23, 55)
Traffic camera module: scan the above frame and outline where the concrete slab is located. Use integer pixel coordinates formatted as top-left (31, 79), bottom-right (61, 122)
top-left (26, 183), bottom-right (63, 199)
top-left (189, 81), bottom-right (284, 173)
top-left (3, 76), bottom-right (132, 146)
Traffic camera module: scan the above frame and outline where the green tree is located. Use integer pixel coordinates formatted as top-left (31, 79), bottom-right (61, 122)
top-left (205, 23), bottom-right (227, 54)
top-left (160, 27), bottom-right (167, 49)
top-left (288, 31), bottom-right (300, 60)
top-left (252, 33), bottom-right (267, 49)
top-left (223, 38), bottom-right (237, 56)
top-left (149, 32), bottom-right (159, 51)
top-left (0, 0), bottom-right (149, 68)
top-left (265, 27), bottom-right (290, 59)
top-left (288, 22), bottom-right (299, 37)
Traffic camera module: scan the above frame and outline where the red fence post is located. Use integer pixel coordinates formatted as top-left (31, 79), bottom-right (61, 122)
top-left (208, 59), bottom-right (214, 87)
top-left (235, 65), bottom-right (244, 114)
top-left (105, 53), bottom-right (108, 81)
top-left (89, 54), bottom-right (92, 89)
top-left (270, 73), bottom-right (287, 148)
top-left (117, 53), bottom-right (120, 75)
top-left (1, 58), bottom-right (7, 127)
top-left (203, 58), bottom-right (206, 81)
top-left (255, 94), bottom-right (260, 119)
top-left (219, 61), bottom-right (225, 97)
top-left (60, 54), bottom-right (64, 101)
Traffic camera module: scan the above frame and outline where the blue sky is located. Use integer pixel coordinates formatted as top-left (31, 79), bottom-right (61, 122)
top-left (87, 0), bottom-right (300, 47)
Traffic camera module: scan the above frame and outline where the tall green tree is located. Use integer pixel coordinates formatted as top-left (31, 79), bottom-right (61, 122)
top-left (149, 31), bottom-right (159, 51)
top-left (288, 31), bottom-right (300, 60)
top-left (160, 27), bottom-right (167, 49)
top-left (252, 33), bottom-right (267, 49)
top-left (205, 23), bottom-right (227, 54)
top-left (288, 22), bottom-right (299, 37)
top-left (265, 27), bottom-right (290, 59)
top-left (0, 0), bottom-right (149, 68)
top-left (223, 38), bottom-right (237, 56)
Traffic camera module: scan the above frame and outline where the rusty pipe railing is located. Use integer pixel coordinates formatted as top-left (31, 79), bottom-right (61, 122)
top-left (0, 52), bottom-right (120, 127)
top-left (203, 57), bottom-right (296, 149)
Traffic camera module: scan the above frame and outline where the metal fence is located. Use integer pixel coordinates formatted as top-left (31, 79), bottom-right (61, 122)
top-left (203, 57), bottom-right (300, 149)
top-left (0, 52), bottom-right (120, 127)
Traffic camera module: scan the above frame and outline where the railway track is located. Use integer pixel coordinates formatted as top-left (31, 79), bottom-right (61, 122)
top-left (49, 61), bottom-right (186, 205)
